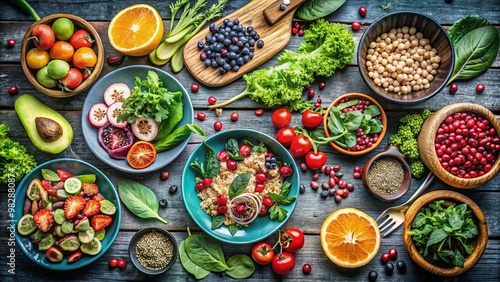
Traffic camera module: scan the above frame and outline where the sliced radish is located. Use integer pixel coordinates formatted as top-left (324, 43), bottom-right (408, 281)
top-left (131, 117), bottom-right (159, 141)
top-left (88, 103), bottom-right (109, 128)
top-left (106, 102), bottom-right (128, 128)
top-left (103, 83), bottom-right (131, 106)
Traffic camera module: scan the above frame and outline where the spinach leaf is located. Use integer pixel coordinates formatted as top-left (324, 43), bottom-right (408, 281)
top-left (189, 158), bottom-right (207, 178)
top-left (225, 254), bottom-right (255, 278)
top-left (296, 0), bottom-right (347, 21)
top-left (211, 215), bottom-right (225, 230)
top-left (155, 91), bottom-right (183, 140)
top-left (117, 179), bottom-right (167, 224)
top-left (327, 106), bottom-right (345, 135)
top-left (154, 123), bottom-right (206, 152)
top-left (228, 172), bottom-right (251, 199)
top-left (344, 131), bottom-right (357, 148)
top-left (41, 169), bottom-right (60, 181)
top-left (179, 241), bottom-right (210, 279)
top-left (365, 104), bottom-right (381, 117)
top-left (448, 25), bottom-right (500, 84)
top-left (344, 111), bottom-right (363, 131)
top-left (185, 234), bottom-right (229, 272)
top-left (204, 142), bottom-right (220, 178)
top-left (369, 119), bottom-right (383, 134)
top-left (336, 99), bottom-right (358, 110)
top-left (228, 225), bottom-right (238, 236)
top-left (225, 138), bottom-right (244, 161)
top-left (448, 15), bottom-right (491, 45)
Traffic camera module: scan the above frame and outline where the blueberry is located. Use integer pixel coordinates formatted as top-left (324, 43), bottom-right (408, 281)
top-left (320, 190), bottom-right (329, 198)
top-left (247, 26), bottom-right (253, 32)
top-left (249, 52), bottom-right (254, 59)
top-left (232, 37), bottom-right (239, 44)
top-left (204, 59), bottom-right (212, 67)
top-left (280, 3), bottom-right (287, 10)
top-left (219, 67), bottom-right (226, 74)
top-left (223, 63), bottom-right (231, 71)
top-left (200, 52), bottom-right (207, 61)
top-left (205, 35), bottom-right (213, 42)
top-left (230, 59), bottom-right (237, 66)
top-left (217, 34), bottom-right (225, 42)
top-left (257, 40), bottom-right (264, 48)
top-left (159, 199), bottom-right (168, 208)
top-left (236, 57), bottom-right (245, 65)
top-left (233, 19), bottom-right (239, 25)
top-left (368, 271), bottom-right (378, 281)
top-left (227, 21), bottom-right (233, 28)
top-left (214, 44), bottom-right (223, 52)
top-left (254, 34), bottom-right (260, 40)
top-left (385, 262), bottom-right (394, 275)
top-left (241, 47), bottom-right (249, 55)
top-left (249, 39), bottom-right (255, 46)
top-left (243, 55), bottom-right (250, 62)
top-left (223, 18), bottom-right (230, 25)
top-left (249, 30), bottom-right (257, 37)
top-left (396, 261), bottom-right (407, 273)
top-left (197, 41), bottom-right (205, 49)
top-left (220, 49), bottom-right (228, 57)
top-left (218, 58), bottom-right (226, 66)
top-left (211, 60), bottom-right (218, 68)
top-left (209, 23), bottom-right (216, 32)
top-left (203, 45), bottom-right (210, 51)
top-left (168, 185), bottom-right (178, 194)
top-left (229, 31), bottom-right (237, 37)
top-left (299, 184), bottom-right (306, 194)
top-left (228, 51), bottom-right (237, 59)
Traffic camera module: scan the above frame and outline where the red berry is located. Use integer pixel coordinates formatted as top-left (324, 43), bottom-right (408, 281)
top-left (318, 82), bottom-right (326, 89)
top-left (388, 248), bottom-right (398, 260)
top-left (304, 84), bottom-right (311, 90)
top-left (202, 178), bottom-right (212, 187)
top-left (307, 89), bottom-right (315, 98)
top-left (476, 84), bottom-right (485, 93)
top-left (217, 195), bottom-right (228, 205)
top-left (262, 195), bottom-right (274, 207)
top-left (7, 39), bottom-right (16, 48)
top-left (117, 259), bottom-right (126, 269)
top-left (303, 263), bottom-right (312, 274)
top-left (449, 83), bottom-right (458, 93)
top-left (381, 253), bottom-right (390, 263)
top-left (217, 204), bottom-right (228, 214)
top-left (214, 120), bottom-right (223, 131)
top-left (254, 109), bottom-right (264, 116)
top-left (208, 96), bottom-right (217, 105)
top-left (191, 83), bottom-right (200, 92)
top-left (259, 205), bottom-right (268, 216)
top-left (8, 86), bottom-right (18, 95)
top-left (230, 112), bottom-right (239, 121)
top-left (235, 204), bottom-right (246, 213)
top-left (291, 27), bottom-right (298, 35)
top-left (255, 172), bottom-right (267, 184)
top-left (352, 22), bottom-right (361, 31)
top-left (160, 170), bottom-right (170, 180)
top-left (358, 6), bottom-right (367, 17)
top-left (197, 112), bottom-right (206, 121)
top-left (255, 183), bottom-right (265, 193)
top-left (195, 182), bottom-right (205, 191)
top-left (313, 102), bottom-right (321, 108)
top-left (297, 30), bottom-right (305, 37)
top-left (109, 258), bottom-right (118, 268)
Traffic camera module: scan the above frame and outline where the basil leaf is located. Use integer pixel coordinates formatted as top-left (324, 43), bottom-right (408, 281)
top-left (204, 142), bottom-right (220, 178)
top-left (426, 228), bottom-right (448, 247)
top-left (448, 25), bottom-right (500, 84)
top-left (279, 182), bottom-right (291, 197)
top-left (296, 0), bottom-right (347, 21)
top-left (117, 179), bottom-right (167, 224)
top-left (41, 169), bottom-right (60, 182)
top-left (185, 234), bottom-right (229, 272)
top-left (225, 138), bottom-right (244, 161)
top-left (189, 158), bottom-right (207, 178)
top-left (211, 215), bottom-right (225, 230)
top-left (225, 254), bottom-right (255, 279)
top-left (365, 104), bottom-right (381, 117)
top-left (268, 192), bottom-right (284, 203)
top-left (448, 15), bottom-right (491, 45)
top-left (228, 172), bottom-right (251, 199)
top-left (228, 225), bottom-right (238, 236)
top-left (155, 123), bottom-right (206, 152)
top-left (179, 241), bottom-right (210, 279)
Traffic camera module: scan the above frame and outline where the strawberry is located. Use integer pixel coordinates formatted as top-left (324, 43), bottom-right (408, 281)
top-left (64, 196), bottom-right (85, 219)
top-left (33, 208), bottom-right (54, 232)
top-left (56, 169), bottom-right (72, 182)
top-left (83, 199), bottom-right (101, 217)
top-left (92, 193), bottom-right (105, 201)
top-left (41, 180), bottom-right (58, 197)
top-left (91, 215), bottom-right (113, 232)
top-left (82, 183), bottom-right (99, 196)
top-left (68, 250), bottom-right (83, 264)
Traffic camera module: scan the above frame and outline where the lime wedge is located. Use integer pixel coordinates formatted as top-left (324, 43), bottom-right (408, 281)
top-left (64, 177), bottom-right (82, 195)
top-left (100, 199), bottom-right (116, 215)
top-left (17, 214), bottom-right (37, 236)
top-left (76, 174), bottom-right (96, 184)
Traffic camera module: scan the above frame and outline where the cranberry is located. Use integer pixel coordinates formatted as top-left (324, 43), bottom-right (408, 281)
top-left (388, 248), bottom-right (398, 260)
top-left (217, 204), bottom-right (228, 214)
top-left (226, 159), bottom-right (238, 171)
top-left (353, 172), bottom-right (361, 179)
top-left (476, 84), bottom-right (485, 93)
top-left (300, 162), bottom-right (308, 171)
top-left (218, 150), bottom-right (229, 161)
top-left (318, 82), bottom-right (326, 89)
top-left (302, 264), bottom-right (312, 274)
top-left (381, 253), bottom-right (390, 263)
top-left (230, 112), bottom-right (239, 121)
top-left (329, 177), bottom-right (336, 188)
top-left (351, 22), bottom-right (361, 31)
top-left (109, 258), bottom-right (118, 268)
top-left (354, 166), bottom-right (362, 173)
top-left (202, 177), bottom-right (212, 187)
top-left (254, 109), bottom-right (264, 116)
top-left (297, 30), bottom-right (305, 37)
top-left (307, 89), bottom-right (315, 98)
top-left (304, 84), bottom-right (311, 90)
top-left (160, 170), bottom-right (170, 180)
top-left (310, 181), bottom-right (319, 190)
top-left (358, 6), bottom-right (367, 17)
top-left (8, 86), bottom-right (18, 95)
top-left (191, 83), bottom-right (200, 92)
top-left (313, 102), bottom-right (321, 108)
top-left (449, 83), bottom-right (458, 93)
top-left (291, 27), bottom-right (298, 35)
top-left (7, 39), bottom-right (15, 48)
top-left (255, 183), bottom-right (265, 193)
top-left (259, 205), bottom-right (268, 216)
top-left (214, 120), bottom-right (223, 131)
top-left (333, 165), bottom-right (341, 172)
top-left (235, 204), bottom-right (246, 213)
top-left (195, 182), bottom-right (205, 191)
top-left (117, 259), bottom-right (127, 269)
top-left (217, 195), bottom-right (228, 205)
top-left (262, 195), bottom-right (274, 207)
top-left (208, 96), bottom-right (217, 105)
top-left (197, 112), bottom-right (206, 121)
top-left (255, 172), bottom-right (267, 183)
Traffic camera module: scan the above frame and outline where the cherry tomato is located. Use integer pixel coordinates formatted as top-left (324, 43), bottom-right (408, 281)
top-left (251, 241), bottom-right (275, 265)
top-left (275, 126), bottom-right (295, 147)
top-left (239, 144), bottom-right (251, 157)
top-left (208, 96), bottom-right (217, 105)
top-left (109, 258), bottom-right (118, 268)
top-left (56, 169), bottom-right (72, 182)
top-left (217, 150), bottom-right (229, 161)
top-left (279, 165), bottom-right (293, 177)
top-left (72, 47), bottom-right (97, 69)
top-left (289, 134), bottom-right (312, 159)
top-left (49, 41), bottom-right (75, 61)
top-left (217, 195), bottom-right (228, 205)
top-left (272, 252), bottom-right (296, 275)
top-left (126, 141), bottom-right (157, 169)
top-left (280, 228), bottom-right (305, 253)
top-left (59, 68), bottom-right (83, 90)
top-left (262, 195), bottom-right (274, 207)
top-left (190, 83), bottom-right (200, 92)
top-left (271, 108), bottom-right (292, 128)
top-left (226, 159), bottom-right (238, 171)
top-left (69, 29), bottom-right (94, 49)
top-left (255, 184), bottom-right (265, 193)
top-left (52, 18), bottom-right (75, 40)
top-left (26, 48), bottom-right (50, 69)
top-left (352, 22), bottom-right (361, 31)
top-left (197, 112), bottom-right (206, 121)
top-left (217, 204), bottom-right (228, 214)
top-left (305, 151), bottom-right (327, 170)
top-left (214, 120), bottom-right (223, 131)
top-left (301, 109), bottom-right (323, 128)
top-left (30, 24), bottom-right (55, 50)
top-left (117, 259), bottom-right (127, 269)
top-left (255, 172), bottom-right (267, 183)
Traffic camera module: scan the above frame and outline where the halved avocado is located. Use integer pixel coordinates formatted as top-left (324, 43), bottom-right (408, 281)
top-left (14, 94), bottom-right (73, 154)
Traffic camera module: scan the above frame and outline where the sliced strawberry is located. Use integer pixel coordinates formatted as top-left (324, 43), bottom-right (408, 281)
top-left (41, 180), bottom-right (57, 197)
top-left (64, 196), bottom-right (85, 219)
top-left (68, 250), bottom-right (83, 264)
top-left (83, 199), bottom-right (101, 217)
top-left (91, 215), bottom-right (113, 232)
top-left (56, 169), bottom-right (73, 182)
top-left (82, 183), bottom-right (99, 196)
top-left (33, 208), bottom-right (54, 232)
top-left (92, 193), bottom-right (105, 202)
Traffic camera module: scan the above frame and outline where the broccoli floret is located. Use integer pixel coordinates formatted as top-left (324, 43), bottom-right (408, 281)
top-left (421, 108), bottom-right (432, 120)
top-left (410, 160), bottom-right (425, 178)
top-left (388, 134), bottom-right (403, 147)
top-left (397, 125), bottom-right (416, 140)
top-left (400, 139), bottom-right (419, 160)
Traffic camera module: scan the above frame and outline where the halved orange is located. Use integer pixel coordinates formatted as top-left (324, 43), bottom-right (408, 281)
top-left (108, 4), bottom-right (164, 56)
top-left (320, 208), bottom-right (381, 268)
top-left (127, 141), bottom-right (157, 169)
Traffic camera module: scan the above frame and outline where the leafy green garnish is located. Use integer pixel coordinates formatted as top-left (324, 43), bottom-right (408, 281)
top-left (117, 179), bottom-right (167, 224)
top-left (268, 182), bottom-right (296, 221)
top-left (0, 124), bottom-right (37, 184)
top-left (225, 138), bottom-right (244, 161)
top-left (228, 173), bottom-right (251, 200)
top-left (407, 200), bottom-right (478, 268)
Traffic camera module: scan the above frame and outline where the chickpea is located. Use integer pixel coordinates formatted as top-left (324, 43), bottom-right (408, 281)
top-left (369, 42), bottom-right (377, 48)
top-left (409, 27), bottom-right (417, 34)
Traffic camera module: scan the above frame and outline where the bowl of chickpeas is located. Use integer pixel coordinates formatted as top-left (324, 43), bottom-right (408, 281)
top-left (358, 12), bottom-right (454, 104)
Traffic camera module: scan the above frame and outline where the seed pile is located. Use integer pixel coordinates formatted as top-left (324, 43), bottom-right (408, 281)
top-left (135, 230), bottom-right (174, 270)
top-left (367, 157), bottom-right (404, 195)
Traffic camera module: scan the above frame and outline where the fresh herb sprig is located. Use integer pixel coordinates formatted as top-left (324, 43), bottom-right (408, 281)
top-left (268, 182), bottom-right (296, 221)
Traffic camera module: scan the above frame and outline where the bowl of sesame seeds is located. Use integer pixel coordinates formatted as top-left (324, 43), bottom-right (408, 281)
top-left (128, 227), bottom-right (178, 275)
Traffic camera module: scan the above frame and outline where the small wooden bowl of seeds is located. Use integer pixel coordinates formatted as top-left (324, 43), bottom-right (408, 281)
top-left (128, 227), bottom-right (178, 275)
top-left (361, 145), bottom-right (412, 201)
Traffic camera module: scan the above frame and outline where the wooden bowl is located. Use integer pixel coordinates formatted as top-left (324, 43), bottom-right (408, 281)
top-left (403, 190), bottom-right (488, 277)
top-left (361, 145), bottom-right (411, 201)
top-left (323, 93), bottom-right (387, 156)
top-left (20, 14), bottom-right (104, 98)
top-left (357, 12), bottom-right (454, 104)
top-left (418, 103), bottom-right (500, 188)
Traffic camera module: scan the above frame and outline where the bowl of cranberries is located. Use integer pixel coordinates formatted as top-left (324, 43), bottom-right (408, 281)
top-left (323, 93), bottom-right (387, 156)
top-left (418, 103), bottom-right (500, 188)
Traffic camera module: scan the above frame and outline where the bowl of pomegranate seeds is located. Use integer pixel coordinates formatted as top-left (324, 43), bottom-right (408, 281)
top-left (418, 103), bottom-right (500, 188)
top-left (323, 93), bottom-right (387, 156)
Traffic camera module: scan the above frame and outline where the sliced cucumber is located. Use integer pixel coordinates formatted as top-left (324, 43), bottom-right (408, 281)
top-left (171, 46), bottom-right (185, 73)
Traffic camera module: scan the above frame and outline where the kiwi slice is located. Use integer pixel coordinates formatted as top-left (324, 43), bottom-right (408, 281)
top-left (59, 235), bottom-right (80, 251)
top-left (80, 238), bottom-right (102, 255)
top-left (100, 200), bottom-right (116, 215)
top-left (35, 230), bottom-right (48, 240)
top-left (17, 214), bottom-right (37, 236)
top-left (61, 221), bottom-right (74, 234)
top-left (78, 227), bottom-right (95, 244)
top-left (53, 209), bottom-right (66, 225)
top-left (38, 234), bottom-right (55, 251)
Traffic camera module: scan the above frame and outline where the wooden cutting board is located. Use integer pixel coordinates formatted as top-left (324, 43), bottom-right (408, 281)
top-left (183, 0), bottom-right (306, 87)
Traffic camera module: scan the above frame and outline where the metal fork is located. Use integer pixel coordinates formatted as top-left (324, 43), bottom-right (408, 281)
top-left (376, 172), bottom-right (435, 237)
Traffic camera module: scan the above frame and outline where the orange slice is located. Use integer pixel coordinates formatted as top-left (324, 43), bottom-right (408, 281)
top-left (108, 4), bottom-right (164, 56)
top-left (320, 207), bottom-right (381, 268)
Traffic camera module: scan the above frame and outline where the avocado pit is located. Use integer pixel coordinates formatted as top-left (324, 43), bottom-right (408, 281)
top-left (35, 117), bottom-right (63, 142)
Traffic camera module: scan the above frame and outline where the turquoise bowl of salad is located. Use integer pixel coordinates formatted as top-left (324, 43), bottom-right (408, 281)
top-left (13, 158), bottom-right (121, 270)
top-left (181, 129), bottom-right (300, 244)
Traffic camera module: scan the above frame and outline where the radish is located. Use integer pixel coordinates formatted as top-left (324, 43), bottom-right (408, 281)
top-left (130, 117), bottom-right (159, 141)
top-left (106, 102), bottom-right (127, 128)
top-left (103, 83), bottom-right (131, 106)
top-left (88, 103), bottom-right (109, 128)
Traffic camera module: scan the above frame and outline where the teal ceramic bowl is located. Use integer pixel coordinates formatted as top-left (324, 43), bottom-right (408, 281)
top-left (14, 158), bottom-right (121, 270)
top-left (81, 65), bottom-right (193, 173)
top-left (181, 129), bottom-right (300, 244)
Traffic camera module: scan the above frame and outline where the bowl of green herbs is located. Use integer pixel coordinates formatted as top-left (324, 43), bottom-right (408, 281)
top-left (403, 190), bottom-right (488, 276)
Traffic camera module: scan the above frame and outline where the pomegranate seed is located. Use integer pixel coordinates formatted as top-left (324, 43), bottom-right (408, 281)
top-left (208, 96), bottom-right (217, 105)
top-left (117, 259), bottom-right (127, 269)
top-left (449, 83), bottom-right (458, 93)
top-left (254, 109), bottom-right (264, 116)
top-left (388, 248), bottom-right (398, 260)
top-left (8, 86), bottom-right (18, 95)
top-left (214, 121), bottom-right (223, 131)
top-left (7, 39), bottom-right (16, 48)
top-left (303, 263), bottom-right (312, 274)
top-left (230, 112), bottom-right (239, 121)
top-left (195, 182), bottom-right (205, 191)
top-left (352, 22), bottom-right (361, 31)
top-left (297, 30), bottom-right (305, 37)
top-left (217, 195), bottom-right (228, 205)
top-left (202, 178), bottom-right (212, 187)
top-left (197, 112), bottom-right (206, 121)
top-left (353, 172), bottom-right (361, 179)
top-left (313, 102), bottom-right (321, 108)
top-left (191, 83), bottom-right (200, 92)
top-left (318, 82), bottom-right (326, 89)
top-left (160, 170), bottom-right (170, 180)
top-left (476, 84), bottom-right (485, 93)
top-left (291, 27), bottom-right (298, 35)
top-left (381, 253), bottom-right (390, 264)
top-left (217, 205), bottom-right (228, 214)
top-left (358, 6), bottom-right (367, 17)
top-left (307, 89), bottom-right (315, 98)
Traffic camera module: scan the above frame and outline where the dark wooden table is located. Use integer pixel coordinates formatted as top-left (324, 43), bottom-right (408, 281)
top-left (1, 1), bottom-right (499, 281)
